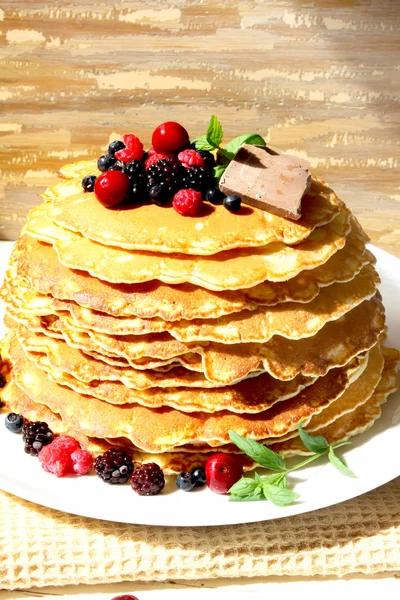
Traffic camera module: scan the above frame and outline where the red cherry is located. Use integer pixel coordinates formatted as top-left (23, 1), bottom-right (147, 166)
top-left (94, 171), bottom-right (130, 208)
top-left (111, 596), bottom-right (139, 600)
top-left (205, 453), bottom-right (243, 494)
top-left (152, 121), bottom-right (190, 154)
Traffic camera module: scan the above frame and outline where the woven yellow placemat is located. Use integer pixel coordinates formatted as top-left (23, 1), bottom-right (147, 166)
top-left (1, 477), bottom-right (400, 590)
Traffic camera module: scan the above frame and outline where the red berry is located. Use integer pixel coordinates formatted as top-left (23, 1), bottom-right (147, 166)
top-left (52, 435), bottom-right (80, 453)
top-left (70, 449), bottom-right (93, 475)
top-left (114, 134), bottom-right (144, 162)
top-left (205, 453), bottom-right (243, 494)
top-left (147, 146), bottom-right (157, 156)
top-left (111, 596), bottom-right (139, 600)
top-left (152, 121), bottom-right (190, 154)
top-left (178, 149), bottom-right (205, 168)
top-left (145, 152), bottom-right (170, 170)
top-left (172, 189), bottom-right (203, 216)
top-left (39, 445), bottom-right (72, 478)
top-left (94, 171), bottom-right (130, 208)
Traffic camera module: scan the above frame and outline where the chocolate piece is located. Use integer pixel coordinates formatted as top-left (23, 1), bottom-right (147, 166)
top-left (219, 144), bottom-right (311, 220)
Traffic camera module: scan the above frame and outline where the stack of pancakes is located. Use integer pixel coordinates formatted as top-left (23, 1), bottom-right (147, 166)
top-left (1, 159), bottom-right (398, 473)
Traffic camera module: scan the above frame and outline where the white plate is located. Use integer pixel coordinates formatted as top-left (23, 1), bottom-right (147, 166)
top-left (0, 241), bottom-right (399, 527)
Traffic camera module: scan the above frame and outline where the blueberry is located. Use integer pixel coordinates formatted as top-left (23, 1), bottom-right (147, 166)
top-left (191, 466), bottom-right (206, 487)
top-left (81, 175), bottom-right (97, 192)
top-left (5, 413), bottom-right (24, 433)
top-left (108, 140), bottom-right (125, 156)
top-left (108, 164), bottom-right (123, 171)
top-left (205, 188), bottom-right (225, 205)
top-left (176, 471), bottom-right (195, 492)
top-left (97, 154), bottom-right (117, 172)
top-left (223, 194), bottom-right (242, 212)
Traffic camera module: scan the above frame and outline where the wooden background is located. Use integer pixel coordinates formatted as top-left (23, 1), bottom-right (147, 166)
top-left (0, 0), bottom-right (399, 254)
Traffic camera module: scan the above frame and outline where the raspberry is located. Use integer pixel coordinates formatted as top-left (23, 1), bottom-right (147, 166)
top-left (95, 448), bottom-right (134, 484)
top-left (52, 435), bottom-right (80, 453)
top-left (115, 134), bottom-right (144, 163)
top-left (70, 449), bottom-right (93, 475)
top-left (172, 189), bottom-right (203, 216)
top-left (178, 149), bottom-right (205, 168)
top-left (22, 420), bottom-right (54, 456)
top-left (115, 148), bottom-right (143, 163)
top-left (145, 153), bottom-right (170, 170)
top-left (39, 445), bottom-right (72, 477)
top-left (130, 462), bottom-right (165, 496)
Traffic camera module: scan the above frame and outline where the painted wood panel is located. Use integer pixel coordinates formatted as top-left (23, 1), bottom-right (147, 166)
top-left (0, 1), bottom-right (399, 254)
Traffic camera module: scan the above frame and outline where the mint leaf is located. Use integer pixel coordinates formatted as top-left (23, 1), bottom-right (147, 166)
top-left (229, 431), bottom-right (286, 471)
top-left (262, 483), bottom-right (300, 507)
top-left (230, 489), bottom-right (264, 502)
top-left (193, 135), bottom-right (215, 152)
top-left (228, 477), bottom-right (259, 497)
top-left (328, 447), bottom-right (356, 477)
top-left (225, 133), bottom-right (266, 158)
top-left (206, 115), bottom-right (223, 147)
top-left (213, 165), bottom-right (227, 181)
top-left (260, 473), bottom-right (287, 488)
top-left (298, 420), bottom-right (329, 454)
top-left (229, 477), bottom-right (264, 501)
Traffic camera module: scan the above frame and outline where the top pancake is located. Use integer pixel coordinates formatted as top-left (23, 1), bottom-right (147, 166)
top-left (49, 160), bottom-right (341, 255)
top-left (25, 202), bottom-right (350, 290)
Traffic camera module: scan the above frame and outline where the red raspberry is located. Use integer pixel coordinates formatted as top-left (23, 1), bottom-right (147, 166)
top-left (172, 189), bottom-right (203, 216)
top-left (52, 435), bottom-right (80, 453)
top-left (39, 445), bottom-right (72, 478)
top-left (145, 152), bottom-right (170, 170)
top-left (147, 146), bottom-right (157, 156)
top-left (94, 171), bottom-right (130, 208)
top-left (70, 449), bottom-right (93, 475)
top-left (115, 134), bottom-right (144, 162)
top-left (152, 122), bottom-right (189, 154)
top-left (178, 149), bottom-right (205, 168)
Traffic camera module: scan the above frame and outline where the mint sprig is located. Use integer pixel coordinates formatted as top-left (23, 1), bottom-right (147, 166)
top-left (192, 115), bottom-right (266, 181)
top-left (228, 422), bottom-right (355, 506)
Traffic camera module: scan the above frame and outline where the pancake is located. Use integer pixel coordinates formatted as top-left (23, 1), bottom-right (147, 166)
top-left (7, 330), bottom-right (320, 413)
top-left (5, 262), bottom-right (379, 345)
top-left (48, 167), bottom-right (341, 253)
top-left (269, 346), bottom-right (399, 457)
top-left (15, 223), bottom-right (372, 320)
top-left (25, 202), bottom-right (350, 290)
top-left (2, 379), bottom-right (258, 473)
top-left (10, 349), bottom-right (365, 453)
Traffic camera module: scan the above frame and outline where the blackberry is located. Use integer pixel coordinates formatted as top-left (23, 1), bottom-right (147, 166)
top-left (22, 420), bottom-right (54, 456)
top-left (147, 158), bottom-right (185, 205)
top-left (97, 154), bottom-right (117, 172)
top-left (5, 413), bottom-right (24, 433)
top-left (197, 150), bottom-right (216, 171)
top-left (82, 175), bottom-right (97, 193)
top-left (124, 161), bottom-right (147, 204)
top-left (183, 166), bottom-right (214, 193)
top-left (108, 140), bottom-right (126, 157)
top-left (130, 462), bottom-right (165, 496)
top-left (95, 447), bottom-right (134, 484)
top-left (124, 160), bottom-right (146, 182)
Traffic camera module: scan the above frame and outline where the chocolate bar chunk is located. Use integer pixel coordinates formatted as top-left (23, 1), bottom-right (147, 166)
top-left (219, 144), bottom-right (311, 220)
